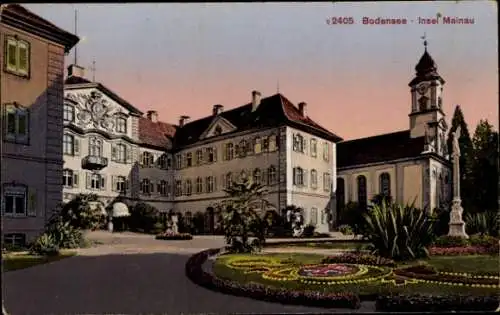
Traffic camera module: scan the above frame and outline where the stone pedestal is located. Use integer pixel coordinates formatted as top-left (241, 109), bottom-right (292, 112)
top-left (108, 218), bottom-right (114, 233)
top-left (447, 198), bottom-right (468, 238)
top-left (171, 215), bottom-right (179, 234)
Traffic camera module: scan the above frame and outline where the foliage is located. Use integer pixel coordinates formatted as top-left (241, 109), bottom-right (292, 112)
top-left (155, 232), bottom-right (193, 240)
top-left (469, 120), bottom-right (499, 212)
top-left (191, 212), bottom-right (206, 234)
top-left (433, 235), bottom-right (469, 248)
top-left (376, 294), bottom-right (500, 312)
top-left (302, 224), bottom-right (316, 237)
top-left (128, 202), bottom-right (160, 233)
top-left (46, 217), bottom-right (85, 249)
top-left (338, 202), bottom-right (367, 235)
top-left (282, 205), bottom-right (305, 234)
top-left (465, 211), bottom-right (499, 237)
top-left (185, 249), bottom-right (361, 309)
top-left (321, 253), bottom-right (396, 267)
top-left (469, 234), bottom-right (499, 247)
top-left (371, 194), bottom-right (393, 207)
top-left (338, 224), bottom-right (354, 235)
top-left (428, 245), bottom-right (498, 256)
top-left (215, 176), bottom-right (273, 253)
top-left (361, 201), bottom-right (435, 261)
top-left (54, 193), bottom-right (105, 230)
top-left (152, 221), bottom-right (165, 234)
top-left (30, 233), bottom-right (60, 256)
top-left (430, 207), bottom-right (449, 236)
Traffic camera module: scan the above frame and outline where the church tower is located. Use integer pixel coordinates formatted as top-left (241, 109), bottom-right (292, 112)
top-left (408, 38), bottom-right (448, 157)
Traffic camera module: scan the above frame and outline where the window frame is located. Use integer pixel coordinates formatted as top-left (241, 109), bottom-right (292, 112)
top-left (116, 117), bottom-right (127, 133)
top-left (379, 172), bottom-right (391, 197)
top-left (63, 103), bottom-right (75, 123)
top-left (141, 178), bottom-right (151, 195)
top-left (310, 139), bottom-right (317, 157)
top-left (116, 176), bottom-right (127, 193)
top-left (62, 169), bottom-right (74, 188)
top-left (63, 133), bottom-right (75, 155)
top-left (267, 166), bottom-right (277, 185)
top-left (89, 137), bottom-right (103, 157)
top-left (2, 184), bottom-right (28, 217)
top-left (4, 35), bottom-right (31, 78)
top-left (323, 172), bottom-right (331, 192)
top-left (195, 177), bottom-right (203, 194)
top-left (3, 103), bottom-right (30, 145)
top-left (310, 169), bottom-right (318, 188)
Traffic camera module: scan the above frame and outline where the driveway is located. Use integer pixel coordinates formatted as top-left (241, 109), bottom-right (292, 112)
top-left (3, 232), bottom-right (375, 314)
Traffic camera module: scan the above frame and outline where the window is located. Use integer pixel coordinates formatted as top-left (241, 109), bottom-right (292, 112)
top-left (206, 147), bottom-right (215, 163)
top-left (175, 154), bottom-right (182, 169)
top-left (293, 134), bottom-right (305, 153)
top-left (63, 134), bottom-right (75, 155)
top-left (238, 140), bottom-right (248, 157)
top-left (63, 169), bottom-right (74, 187)
top-left (5, 36), bottom-right (30, 77)
top-left (184, 180), bottom-right (192, 196)
top-left (186, 152), bottom-right (192, 167)
top-left (379, 172), bottom-right (391, 197)
top-left (158, 154), bottom-right (168, 169)
top-left (357, 175), bottom-right (367, 209)
top-left (254, 137), bottom-right (262, 154)
top-left (310, 169), bottom-right (318, 188)
top-left (323, 173), bottom-right (331, 192)
top-left (310, 208), bottom-right (318, 225)
top-left (205, 176), bottom-right (215, 193)
top-left (268, 135), bottom-right (277, 152)
top-left (267, 166), bottom-right (277, 184)
top-left (323, 142), bottom-right (329, 161)
top-left (4, 104), bottom-right (29, 144)
top-left (89, 137), bottom-right (103, 157)
top-left (90, 173), bottom-right (105, 190)
top-left (3, 233), bottom-right (26, 247)
top-left (141, 179), bottom-right (151, 194)
top-left (336, 178), bottom-right (345, 212)
top-left (185, 212), bottom-right (193, 227)
top-left (214, 126), bottom-right (223, 136)
top-left (175, 180), bottom-right (182, 196)
top-left (320, 209), bottom-right (326, 224)
top-left (116, 176), bottom-right (126, 193)
top-left (293, 167), bottom-right (304, 186)
top-left (157, 180), bottom-right (167, 196)
top-left (253, 169), bottom-right (261, 185)
top-left (116, 117), bottom-right (127, 133)
top-left (2, 185), bottom-right (27, 216)
top-left (225, 143), bottom-right (234, 160)
top-left (114, 144), bottom-right (127, 163)
top-left (142, 152), bottom-right (154, 167)
top-left (224, 173), bottom-right (233, 189)
top-left (310, 139), bottom-right (317, 157)
top-left (63, 104), bottom-right (75, 122)
top-left (196, 177), bottom-right (203, 194)
top-left (196, 150), bottom-right (203, 165)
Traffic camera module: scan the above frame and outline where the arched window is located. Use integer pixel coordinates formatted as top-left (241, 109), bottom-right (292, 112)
top-left (267, 166), bottom-right (277, 184)
top-left (336, 178), bottom-right (345, 212)
top-left (357, 175), bottom-right (367, 208)
top-left (253, 168), bottom-right (261, 185)
top-left (89, 137), bottom-right (103, 157)
top-left (379, 172), bottom-right (391, 196)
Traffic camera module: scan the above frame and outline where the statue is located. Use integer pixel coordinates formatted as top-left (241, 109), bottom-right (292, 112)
top-left (171, 215), bottom-right (179, 234)
top-left (292, 213), bottom-right (304, 237)
top-left (448, 126), bottom-right (468, 238)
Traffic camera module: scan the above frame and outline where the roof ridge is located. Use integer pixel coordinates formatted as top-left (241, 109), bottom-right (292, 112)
top-left (340, 129), bottom-right (411, 143)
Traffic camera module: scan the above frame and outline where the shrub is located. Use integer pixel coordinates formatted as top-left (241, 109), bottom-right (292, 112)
top-left (52, 194), bottom-right (105, 230)
top-left (30, 233), bottom-right (60, 256)
top-left (338, 202), bottom-right (368, 235)
top-left (466, 211), bottom-right (499, 237)
top-left (431, 207), bottom-right (450, 236)
top-left (338, 224), bottom-right (353, 235)
top-left (47, 218), bottom-right (85, 249)
top-left (362, 201), bottom-right (435, 261)
top-left (128, 202), bottom-right (160, 234)
top-left (152, 221), bottom-right (165, 235)
top-left (155, 232), bottom-right (193, 240)
top-left (433, 235), bottom-right (470, 247)
top-left (185, 249), bottom-right (361, 309)
top-left (321, 253), bottom-right (396, 267)
top-left (376, 294), bottom-right (499, 312)
top-left (469, 234), bottom-right (499, 247)
top-left (302, 224), bottom-right (316, 237)
top-left (429, 245), bottom-right (498, 256)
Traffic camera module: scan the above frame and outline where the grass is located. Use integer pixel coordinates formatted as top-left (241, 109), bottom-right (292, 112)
top-left (281, 241), bottom-right (370, 250)
top-left (213, 252), bottom-right (499, 298)
top-left (2, 251), bottom-right (76, 272)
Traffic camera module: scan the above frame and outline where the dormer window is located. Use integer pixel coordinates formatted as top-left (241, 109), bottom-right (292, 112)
top-left (116, 117), bottom-right (127, 133)
top-left (63, 104), bottom-right (75, 122)
top-left (142, 152), bottom-right (154, 167)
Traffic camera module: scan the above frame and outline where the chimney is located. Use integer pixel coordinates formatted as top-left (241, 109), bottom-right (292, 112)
top-left (298, 102), bottom-right (307, 117)
top-left (212, 104), bottom-right (224, 116)
top-left (146, 110), bottom-right (158, 123)
top-left (67, 64), bottom-right (85, 78)
top-left (251, 90), bottom-right (261, 112)
top-left (179, 115), bottom-right (190, 127)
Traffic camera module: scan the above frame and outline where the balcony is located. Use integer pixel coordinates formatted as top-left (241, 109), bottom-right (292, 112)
top-left (82, 155), bottom-right (108, 170)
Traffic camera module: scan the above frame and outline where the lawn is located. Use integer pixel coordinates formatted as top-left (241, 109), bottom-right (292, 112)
top-left (279, 241), bottom-right (370, 250)
top-left (213, 252), bottom-right (499, 298)
top-left (2, 251), bottom-right (76, 272)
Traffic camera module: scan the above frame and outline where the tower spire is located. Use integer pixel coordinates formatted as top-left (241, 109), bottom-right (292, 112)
top-left (277, 79), bottom-right (280, 93)
top-left (74, 9), bottom-right (78, 65)
top-left (421, 32), bottom-right (427, 52)
top-left (90, 59), bottom-right (96, 82)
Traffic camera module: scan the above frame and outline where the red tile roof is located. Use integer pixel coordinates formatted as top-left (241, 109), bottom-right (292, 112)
top-left (138, 117), bottom-right (177, 150)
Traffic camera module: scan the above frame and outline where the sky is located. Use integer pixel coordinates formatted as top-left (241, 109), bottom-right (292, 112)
top-left (26, 2), bottom-right (498, 140)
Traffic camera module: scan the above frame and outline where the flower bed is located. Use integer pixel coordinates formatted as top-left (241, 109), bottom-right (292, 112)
top-left (376, 294), bottom-right (500, 312)
top-left (321, 253), bottom-right (396, 267)
top-left (185, 249), bottom-right (361, 309)
top-left (155, 232), bottom-right (193, 240)
top-left (430, 235), bottom-right (499, 256)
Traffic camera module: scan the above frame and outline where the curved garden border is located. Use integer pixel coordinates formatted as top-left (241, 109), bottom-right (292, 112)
top-left (185, 247), bottom-right (500, 312)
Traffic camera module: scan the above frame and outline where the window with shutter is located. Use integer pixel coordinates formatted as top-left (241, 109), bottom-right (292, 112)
top-left (6, 39), bottom-right (17, 72)
top-left (74, 138), bottom-right (80, 155)
top-left (303, 169), bottom-right (308, 186)
top-left (73, 172), bottom-right (79, 188)
top-left (27, 189), bottom-right (36, 217)
top-left (4, 104), bottom-right (30, 144)
top-left (111, 144), bottom-right (117, 161)
top-left (17, 41), bottom-right (29, 76)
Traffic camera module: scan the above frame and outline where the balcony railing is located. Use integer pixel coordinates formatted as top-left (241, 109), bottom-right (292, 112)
top-left (82, 155), bottom-right (108, 170)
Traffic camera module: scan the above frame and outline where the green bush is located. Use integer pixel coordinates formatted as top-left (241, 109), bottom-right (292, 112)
top-left (128, 202), bottom-right (160, 233)
top-left (47, 218), bottom-right (85, 249)
top-left (469, 234), bottom-right (499, 247)
top-left (362, 201), bottom-right (435, 261)
top-left (465, 211), bottom-right (499, 237)
top-left (339, 202), bottom-right (368, 235)
top-left (30, 233), bottom-right (60, 256)
top-left (54, 194), bottom-right (105, 230)
top-left (433, 235), bottom-right (470, 247)
top-left (338, 224), bottom-right (354, 235)
top-left (152, 221), bottom-right (164, 234)
top-left (302, 224), bottom-right (316, 237)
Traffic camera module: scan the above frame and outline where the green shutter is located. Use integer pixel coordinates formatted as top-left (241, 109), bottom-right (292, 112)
top-left (17, 42), bottom-right (29, 74)
top-left (6, 39), bottom-right (17, 71)
top-left (17, 112), bottom-right (27, 135)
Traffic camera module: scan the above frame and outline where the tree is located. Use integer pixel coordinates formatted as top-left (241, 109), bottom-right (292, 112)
top-left (51, 193), bottom-right (104, 230)
top-left (446, 105), bottom-right (474, 210)
top-left (215, 176), bottom-right (273, 253)
top-left (128, 202), bottom-right (160, 233)
top-left (469, 120), bottom-right (499, 212)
